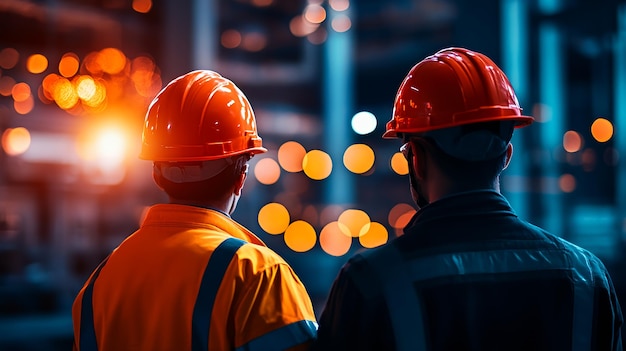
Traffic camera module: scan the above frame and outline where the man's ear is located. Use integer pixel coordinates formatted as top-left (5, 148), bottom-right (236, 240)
top-left (503, 143), bottom-right (513, 170)
top-left (410, 142), bottom-right (427, 180)
top-left (233, 163), bottom-right (249, 196)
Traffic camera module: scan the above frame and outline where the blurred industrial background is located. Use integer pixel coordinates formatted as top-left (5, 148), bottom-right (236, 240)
top-left (1, 0), bottom-right (625, 349)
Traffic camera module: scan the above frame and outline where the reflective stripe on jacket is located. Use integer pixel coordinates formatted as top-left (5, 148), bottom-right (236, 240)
top-left (72, 204), bottom-right (317, 350)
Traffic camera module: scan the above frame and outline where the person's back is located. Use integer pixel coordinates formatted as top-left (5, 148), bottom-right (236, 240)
top-left (72, 70), bottom-right (317, 350)
top-left (313, 47), bottom-right (623, 351)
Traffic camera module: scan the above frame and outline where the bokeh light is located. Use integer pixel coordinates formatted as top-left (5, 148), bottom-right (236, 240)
top-left (2, 127), bottom-right (31, 156)
top-left (337, 209), bottom-right (370, 237)
top-left (11, 82), bottom-right (31, 102)
top-left (254, 157), bottom-right (281, 185)
top-left (289, 15), bottom-right (319, 37)
top-left (302, 149), bottom-right (332, 180)
top-left (59, 53), bottom-right (80, 78)
top-left (0, 76), bottom-right (16, 96)
top-left (559, 173), bottom-right (576, 193)
top-left (329, 0), bottom-right (350, 11)
top-left (221, 29), bottom-right (242, 49)
top-left (319, 221), bottom-right (352, 256)
top-left (132, 0), bottom-right (152, 13)
top-left (351, 111), bottom-right (377, 135)
top-left (343, 143), bottom-right (375, 174)
top-left (331, 14), bottom-right (352, 32)
top-left (391, 152), bottom-right (409, 175)
top-left (284, 220), bottom-right (317, 252)
top-left (278, 141), bottom-right (306, 172)
top-left (304, 4), bottom-right (326, 24)
top-left (14, 95), bottom-right (34, 115)
top-left (563, 130), bottom-right (583, 153)
top-left (591, 118), bottom-right (613, 143)
top-left (98, 48), bottom-right (127, 75)
top-left (258, 202), bottom-right (290, 234)
top-left (388, 203), bottom-right (416, 229)
top-left (241, 32), bottom-right (267, 52)
top-left (26, 53), bottom-right (48, 74)
top-left (0, 48), bottom-right (19, 69)
top-left (52, 77), bottom-right (79, 110)
top-left (359, 222), bottom-right (388, 248)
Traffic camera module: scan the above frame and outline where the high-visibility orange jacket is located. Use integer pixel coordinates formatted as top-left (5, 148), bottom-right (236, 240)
top-left (72, 203), bottom-right (317, 350)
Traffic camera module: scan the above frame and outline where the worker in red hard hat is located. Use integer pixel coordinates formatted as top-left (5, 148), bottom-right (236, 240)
top-left (313, 47), bottom-right (623, 350)
top-left (71, 70), bottom-right (317, 351)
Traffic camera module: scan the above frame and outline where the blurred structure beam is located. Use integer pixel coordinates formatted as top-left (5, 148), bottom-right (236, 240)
top-left (191, 0), bottom-right (217, 70)
top-left (615, 3), bottom-right (626, 244)
top-left (501, 0), bottom-right (530, 220)
top-left (537, 0), bottom-right (565, 236)
top-left (322, 6), bottom-right (355, 206)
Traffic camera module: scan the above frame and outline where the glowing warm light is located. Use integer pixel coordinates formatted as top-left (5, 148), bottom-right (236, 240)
top-left (241, 32), bottom-right (267, 52)
top-left (41, 73), bottom-right (62, 101)
top-left (284, 220), bottom-right (316, 252)
top-left (98, 48), bottom-right (126, 75)
top-left (302, 149), bottom-right (332, 180)
top-left (221, 29), bottom-right (242, 49)
top-left (52, 78), bottom-right (79, 110)
top-left (289, 15), bottom-right (319, 37)
top-left (278, 141), bottom-right (306, 172)
top-left (132, 0), bottom-right (152, 13)
top-left (0, 76), bottom-right (16, 96)
top-left (11, 82), bottom-right (31, 102)
top-left (559, 174), bottom-right (576, 193)
top-left (351, 111), bottom-right (377, 135)
top-left (338, 209), bottom-right (370, 237)
top-left (75, 76), bottom-right (97, 101)
top-left (258, 203), bottom-right (290, 234)
top-left (388, 203), bottom-right (416, 229)
top-left (94, 128), bottom-right (127, 166)
top-left (0, 48), bottom-right (19, 69)
top-left (563, 130), bottom-right (582, 153)
top-left (254, 157), bottom-right (281, 185)
top-left (2, 127), bottom-right (31, 156)
top-left (14, 95), bottom-right (34, 115)
top-left (320, 221), bottom-right (352, 256)
top-left (391, 152), bottom-right (409, 175)
top-left (359, 222), bottom-right (388, 248)
top-left (331, 14), bottom-right (351, 32)
top-left (329, 0), bottom-right (350, 11)
top-left (77, 77), bottom-right (106, 108)
top-left (59, 53), bottom-right (80, 78)
top-left (343, 143), bottom-right (375, 174)
top-left (26, 54), bottom-right (48, 74)
top-left (304, 4), bottom-right (326, 24)
top-left (591, 118), bottom-right (613, 143)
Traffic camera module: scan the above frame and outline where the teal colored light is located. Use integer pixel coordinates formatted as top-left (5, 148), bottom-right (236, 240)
top-left (323, 7), bottom-right (354, 205)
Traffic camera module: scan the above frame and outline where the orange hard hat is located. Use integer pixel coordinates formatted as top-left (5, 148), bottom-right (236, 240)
top-left (383, 47), bottom-right (534, 139)
top-left (140, 70), bottom-right (267, 162)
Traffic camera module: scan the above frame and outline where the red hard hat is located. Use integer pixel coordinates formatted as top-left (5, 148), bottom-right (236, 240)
top-left (383, 47), bottom-right (534, 139)
top-left (140, 70), bottom-right (267, 162)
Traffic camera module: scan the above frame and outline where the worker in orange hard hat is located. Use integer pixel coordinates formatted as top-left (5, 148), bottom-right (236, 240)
top-left (71, 70), bottom-right (317, 351)
top-left (313, 48), bottom-right (623, 350)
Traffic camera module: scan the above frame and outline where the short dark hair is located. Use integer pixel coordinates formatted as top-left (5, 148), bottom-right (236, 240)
top-left (153, 155), bottom-right (249, 201)
top-left (413, 137), bottom-right (508, 186)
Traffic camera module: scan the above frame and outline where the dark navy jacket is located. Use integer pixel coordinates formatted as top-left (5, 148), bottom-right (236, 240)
top-left (313, 190), bottom-right (623, 351)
